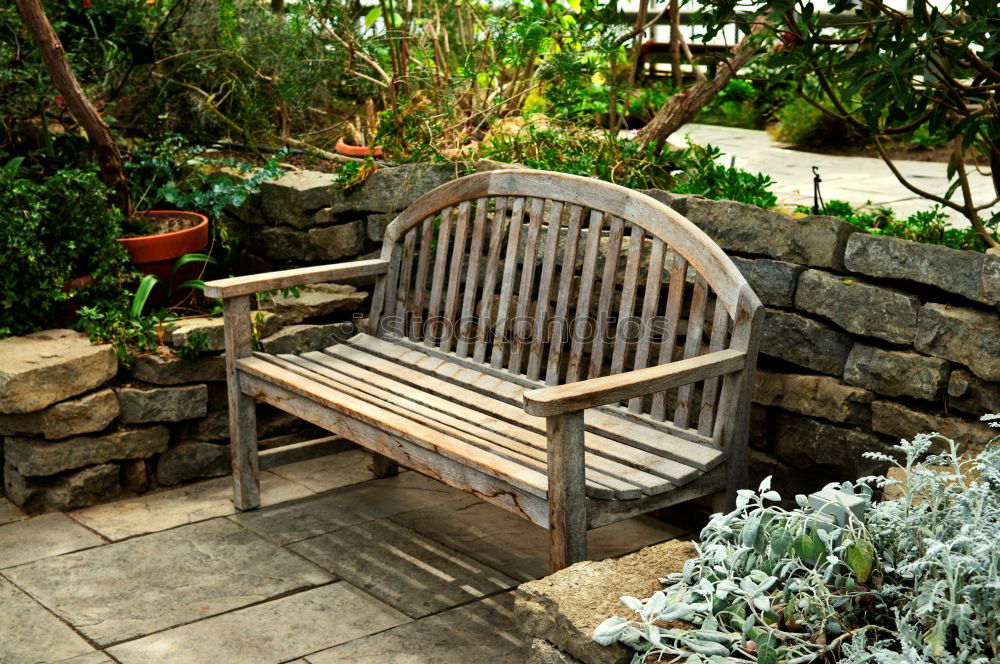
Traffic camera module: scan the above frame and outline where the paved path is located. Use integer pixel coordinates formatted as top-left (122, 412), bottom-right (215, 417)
top-left (0, 448), bottom-right (687, 664)
top-left (671, 124), bottom-right (998, 228)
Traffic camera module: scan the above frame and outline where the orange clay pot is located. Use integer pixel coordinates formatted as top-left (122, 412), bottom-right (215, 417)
top-left (118, 211), bottom-right (209, 266)
top-left (335, 137), bottom-right (384, 159)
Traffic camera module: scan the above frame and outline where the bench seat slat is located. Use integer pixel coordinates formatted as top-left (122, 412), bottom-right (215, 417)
top-left (323, 344), bottom-right (699, 488)
top-left (344, 333), bottom-right (725, 472)
top-left (296, 351), bottom-right (674, 496)
top-left (259, 353), bottom-right (634, 499)
top-left (237, 356), bottom-right (552, 500)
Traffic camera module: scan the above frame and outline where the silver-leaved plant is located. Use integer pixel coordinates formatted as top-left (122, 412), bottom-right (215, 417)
top-left (594, 415), bottom-right (1000, 664)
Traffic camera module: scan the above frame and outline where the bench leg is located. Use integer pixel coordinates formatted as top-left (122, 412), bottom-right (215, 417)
top-left (371, 453), bottom-right (399, 478)
top-left (223, 296), bottom-right (260, 511)
top-left (547, 411), bottom-right (587, 573)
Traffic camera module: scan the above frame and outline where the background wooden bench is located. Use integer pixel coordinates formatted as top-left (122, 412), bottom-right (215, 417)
top-left (205, 169), bottom-right (765, 572)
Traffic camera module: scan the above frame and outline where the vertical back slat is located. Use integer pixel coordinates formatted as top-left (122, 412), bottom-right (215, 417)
top-left (426, 206), bottom-right (454, 343)
top-left (409, 218), bottom-right (435, 340)
top-left (508, 198), bottom-right (546, 375)
top-left (379, 241), bottom-right (404, 336)
top-left (490, 197), bottom-right (527, 368)
top-left (440, 201), bottom-right (471, 353)
top-left (627, 237), bottom-right (667, 413)
top-left (587, 216), bottom-right (626, 379)
top-left (456, 198), bottom-right (489, 358)
top-left (395, 227), bottom-right (417, 337)
top-left (544, 204), bottom-right (584, 385)
top-left (609, 225), bottom-right (645, 376)
top-left (526, 200), bottom-right (565, 380)
top-left (368, 238), bottom-right (398, 338)
top-left (697, 300), bottom-right (731, 435)
top-left (673, 275), bottom-right (709, 428)
top-left (473, 197), bottom-right (509, 363)
top-left (650, 253), bottom-right (689, 420)
top-left (565, 210), bottom-right (605, 383)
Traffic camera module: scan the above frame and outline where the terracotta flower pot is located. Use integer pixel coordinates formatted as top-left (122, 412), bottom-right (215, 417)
top-left (335, 137), bottom-right (384, 159)
top-left (118, 212), bottom-right (210, 309)
top-left (118, 210), bottom-right (209, 265)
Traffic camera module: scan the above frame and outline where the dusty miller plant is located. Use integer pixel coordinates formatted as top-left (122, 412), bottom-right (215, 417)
top-left (594, 416), bottom-right (1000, 663)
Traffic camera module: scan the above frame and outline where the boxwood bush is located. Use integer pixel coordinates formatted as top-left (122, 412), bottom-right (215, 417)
top-left (0, 161), bottom-right (128, 337)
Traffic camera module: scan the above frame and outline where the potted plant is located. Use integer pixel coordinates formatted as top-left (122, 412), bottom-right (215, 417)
top-left (13, 1), bottom-right (279, 304)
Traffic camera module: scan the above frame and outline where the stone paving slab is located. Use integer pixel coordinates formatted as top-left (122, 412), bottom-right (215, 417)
top-left (0, 576), bottom-right (99, 664)
top-left (0, 512), bottom-right (104, 569)
top-left (71, 469), bottom-right (314, 541)
top-left (390, 501), bottom-right (686, 581)
top-left (307, 591), bottom-right (526, 663)
top-left (232, 471), bottom-right (479, 546)
top-left (108, 582), bottom-right (408, 664)
top-left (4, 518), bottom-right (333, 647)
top-left (268, 448), bottom-right (376, 493)
top-left (0, 496), bottom-right (25, 525)
top-left (290, 518), bottom-right (517, 618)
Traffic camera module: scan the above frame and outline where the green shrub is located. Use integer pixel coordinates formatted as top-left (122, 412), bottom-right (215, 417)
top-left (672, 143), bottom-right (777, 209)
top-left (773, 96), bottom-right (857, 148)
top-left (595, 418), bottom-right (1000, 663)
top-left (697, 80), bottom-right (763, 130)
top-left (0, 162), bottom-right (128, 337)
top-left (478, 126), bottom-right (777, 208)
top-left (800, 200), bottom-right (990, 251)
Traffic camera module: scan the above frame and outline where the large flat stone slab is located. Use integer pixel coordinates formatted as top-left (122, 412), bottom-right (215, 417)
top-left (0, 329), bottom-right (116, 414)
top-left (0, 577), bottom-right (98, 664)
top-left (108, 583), bottom-right (408, 664)
top-left (0, 388), bottom-right (118, 440)
top-left (4, 462), bottom-right (120, 512)
top-left (169, 313), bottom-right (281, 352)
top-left (261, 283), bottom-right (367, 325)
top-left (309, 591), bottom-right (525, 663)
top-left (5, 427), bottom-right (169, 476)
top-left (390, 500), bottom-right (685, 581)
top-left (514, 539), bottom-right (697, 664)
top-left (5, 518), bottom-right (332, 646)
top-left (267, 448), bottom-right (375, 493)
top-left (290, 518), bottom-right (517, 618)
top-left (71, 470), bottom-right (313, 541)
top-left (231, 471), bottom-right (478, 546)
top-left (116, 385), bottom-right (207, 423)
top-left (0, 512), bottom-right (104, 569)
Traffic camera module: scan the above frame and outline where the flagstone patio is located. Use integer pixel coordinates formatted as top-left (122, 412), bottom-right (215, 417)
top-left (0, 447), bottom-right (690, 663)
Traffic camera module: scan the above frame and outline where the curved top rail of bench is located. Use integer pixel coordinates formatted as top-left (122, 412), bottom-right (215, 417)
top-left (383, 169), bottom-right (760, 318)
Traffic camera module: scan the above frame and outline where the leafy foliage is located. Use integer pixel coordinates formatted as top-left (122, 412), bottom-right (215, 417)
top-left (693, 0), bottom-right (1000, 246)
top-left (594, 419), bottom-right (1000, 663)
top-left (672, 143), bottom-right (777, 209)
top-left (0, 161), bottom-right (128, 337)
top-left (798, 200), bottom-right (989, 252)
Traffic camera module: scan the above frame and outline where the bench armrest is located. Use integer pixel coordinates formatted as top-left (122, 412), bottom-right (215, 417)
top-left (523, 349), bottom-right (746, 417)
top-left (204, 259), bottom-right (389, 299)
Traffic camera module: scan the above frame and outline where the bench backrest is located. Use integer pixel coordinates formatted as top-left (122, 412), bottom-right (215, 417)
top-left (370, 169), bottom-right (764, 445)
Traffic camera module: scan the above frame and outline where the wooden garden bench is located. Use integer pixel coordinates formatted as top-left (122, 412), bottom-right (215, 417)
top-left (204, 170), bottom-right (764, 572)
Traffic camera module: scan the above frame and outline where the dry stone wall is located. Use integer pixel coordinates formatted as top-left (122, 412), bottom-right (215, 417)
top-left (650, 191), bottom-right (1000, 498)
top-left (0, 297), bottom-right (366, 513)
top-left (4, 162), bottom-right (998, 512)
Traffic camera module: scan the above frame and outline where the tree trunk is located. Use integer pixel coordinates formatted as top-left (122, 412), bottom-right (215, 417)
top-left (669, 0), bottom-right (682, 87)
top-left (15, 0), bottom-right (131, 216)
top-left (636, 15), bottom-right (771, 147)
